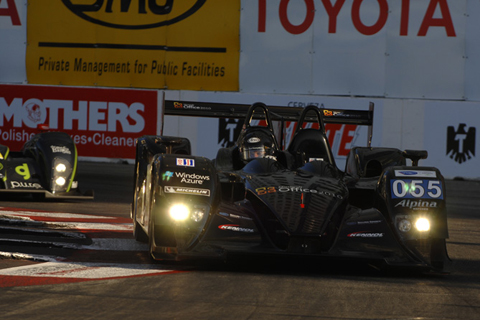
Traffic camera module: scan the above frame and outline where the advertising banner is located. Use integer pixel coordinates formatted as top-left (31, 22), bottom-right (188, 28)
top-left (240, 0), bottom-right (467, 100)
top-left (423, 101), bottom-right (480, 179)
top-left (0, 84), bottom-right (160, 159)
top-left (0, 0), bottom-right (26, 83)
top-left (26, 1), bottom-right (239, 91)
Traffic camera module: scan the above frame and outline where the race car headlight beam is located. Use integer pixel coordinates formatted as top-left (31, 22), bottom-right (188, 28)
top-left (169, 204), bottom-right (190, 221)
top-left (415, 217), bottom-right (430, 232)
top-left (169, 203), bottom-right (208, 223)
top-left (52, 158), bottom-right (73, 193)
top-left (396, 215), bottom-right (431, 234)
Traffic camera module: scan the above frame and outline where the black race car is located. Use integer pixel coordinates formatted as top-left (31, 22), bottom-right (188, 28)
top-left (131, 101), bottom-right (448, 272)
top-left (0, 131), bottom-right (93, 200)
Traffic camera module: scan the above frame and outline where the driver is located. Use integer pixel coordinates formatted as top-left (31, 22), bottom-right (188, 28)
top-left (238, 131), bottom-right (277, 162)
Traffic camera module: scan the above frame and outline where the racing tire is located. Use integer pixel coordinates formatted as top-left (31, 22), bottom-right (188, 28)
top-left (133, 177), bottom-right (149, 243)
top-left (133, 215), bottom-right (148, 243)
top-left (148, 211), bottom-right (156, 259)
top-left (148, 171), bottom-right (178, 261)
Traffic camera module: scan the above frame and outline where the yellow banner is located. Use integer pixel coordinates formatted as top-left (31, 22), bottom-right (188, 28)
top-left (26, 0), bottom-right (239, 91)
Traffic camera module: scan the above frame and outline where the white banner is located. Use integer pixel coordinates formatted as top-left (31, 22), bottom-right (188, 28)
top-left (423, 101), bottom-right (480, 179)
top-left (240, 0), bottom-right (469, 100)
top-left (0, 0), bottom-right (26, 83)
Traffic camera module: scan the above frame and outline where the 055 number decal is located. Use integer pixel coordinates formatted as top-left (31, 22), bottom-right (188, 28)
top-left (391, 179), bottom-right (443, 199)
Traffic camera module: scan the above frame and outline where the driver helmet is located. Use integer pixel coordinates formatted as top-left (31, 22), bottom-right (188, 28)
top-left (239, 131), bottom-right (277, 162)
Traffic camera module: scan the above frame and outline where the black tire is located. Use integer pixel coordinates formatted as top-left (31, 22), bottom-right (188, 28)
top-left (148, 174), bottom-right (178, 261)
top-left (133, 214), bottom-right (148, 243)
top-left (148, 173), bottom-right (160, 260)
top-left (132, 170), bottom-right (149, 243)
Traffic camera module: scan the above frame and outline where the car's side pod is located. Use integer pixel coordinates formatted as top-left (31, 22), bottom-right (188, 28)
top-left (131, 135), bottom-right (191, 237)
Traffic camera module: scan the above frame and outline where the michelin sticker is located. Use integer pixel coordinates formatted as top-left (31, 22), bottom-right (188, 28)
top-left (164, 186), bottom-right (210, 197)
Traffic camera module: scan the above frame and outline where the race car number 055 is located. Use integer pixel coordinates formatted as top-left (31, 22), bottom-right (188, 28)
top-left (391, 180), bottom-right (443, 199)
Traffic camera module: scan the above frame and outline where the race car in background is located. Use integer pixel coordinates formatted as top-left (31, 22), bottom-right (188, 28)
top-left (0, 131), bottom-right (94, 200)
top-left (131, 100), bottom-right (449, 273)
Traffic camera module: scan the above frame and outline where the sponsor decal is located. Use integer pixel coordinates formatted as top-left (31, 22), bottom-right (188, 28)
top-left (172, 102), bottom-right (212, 111)
top-left (164, 186), bottom-right (210, 197)
top-left (322, 109), bottom-right (344, 117)
top-left (176, 158), bottom-right (195, 167)
top-left (255, 186), bottom-right (343, 199)
top-left (394, 170), bottom-right (436, 178)
top-left (219, 212), bottom-right (252, 221)
top-left (395, 199), bottom-right (438, 210)
top-left (346, 220), bottom-right (382, 226)
top-left (162, 171), bottom-right (174, 181)
top-left (347, 232), bottom-right (384, 238)
top-left (15, 163), bottom-right (30, 180)
top-left (447, 123), bottom-right (476, 164)
top-left (247, 137), bottom-right (260, 143)
top-left (218, 224), bottom-right (254, 233)
top-left (174, 171), bottom-right (210, 185)
top-left (357, 220), bottom-right (382, 225)
top-left (61, 0), bottom-right (206, 30)
top-left (50, 145), bottom-right (72, 154)
top-left (391, 179), bottom-right (443, 199)
top-left (163, 171), bottom-right (209, 185)
top-left (10, 181), bottom-right (42, 189)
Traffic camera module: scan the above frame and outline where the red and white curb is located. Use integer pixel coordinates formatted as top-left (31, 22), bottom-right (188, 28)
top-left (0, 207), bottom-right (184, 287)
top-left (0, 261), bottom-right (183, 288)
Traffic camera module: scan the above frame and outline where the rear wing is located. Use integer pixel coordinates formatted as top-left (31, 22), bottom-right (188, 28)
top-left (162, 100), bottom-right (374, 147)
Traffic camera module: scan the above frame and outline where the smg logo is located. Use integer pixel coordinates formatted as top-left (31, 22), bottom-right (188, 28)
top-left (62, 0), bottom-right (206, 29)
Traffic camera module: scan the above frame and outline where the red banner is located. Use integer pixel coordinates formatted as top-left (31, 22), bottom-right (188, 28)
top-left (0, 84), bottom-right (159, 159)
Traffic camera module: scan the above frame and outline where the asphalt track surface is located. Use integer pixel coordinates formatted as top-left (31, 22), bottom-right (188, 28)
top-left (0, 161), bottom-right (479, 320)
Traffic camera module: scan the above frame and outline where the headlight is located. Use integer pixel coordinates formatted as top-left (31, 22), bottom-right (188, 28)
top-left (191, 207), bottom-right (206, 222)
top-left (397, 219), bottom-right (412, 232)
top-left (415, 217), bottom-right (430, 232)
top-left (52, 158), bottom-right (73, 193)
top-left (55, 177), bottom-right (66, 186)
top-left (396, 215), bottom-right (431, 234)
top-left (55, 163), bottom-right (67, 173)
top-left (169, 204), bottom-right (190, 221)
top-left (168, 203), bottom-right (209, 223)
